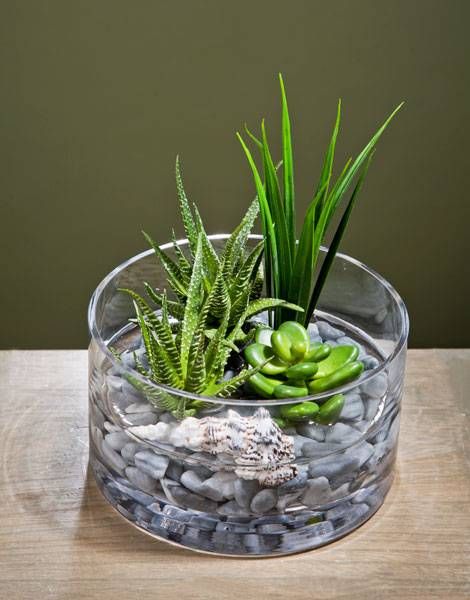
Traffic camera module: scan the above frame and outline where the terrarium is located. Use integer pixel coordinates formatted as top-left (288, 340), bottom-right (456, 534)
top-left (88, 76), bottom-right (408, 556)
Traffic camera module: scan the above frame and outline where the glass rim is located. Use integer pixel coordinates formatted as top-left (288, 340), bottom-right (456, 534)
top-left (88, 234), bottom-right (409, 406)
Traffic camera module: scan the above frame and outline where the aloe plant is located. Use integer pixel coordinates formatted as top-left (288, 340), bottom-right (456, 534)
top-left (120, 233), bottom-right (301, 418)
top-left (142, 158), bottom-right (265, 327)
top-left (238, 74), bottom-right (403, 327)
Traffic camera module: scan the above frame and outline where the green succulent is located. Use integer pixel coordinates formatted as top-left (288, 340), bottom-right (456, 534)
top-left (244, 320), bottom-right (363, 425)
top-left (142, 157), bottom-right (265, 328)
top-left (238, 74), bottom-right (403, 328)
top-left (120, 234), bottom-right (302, 418)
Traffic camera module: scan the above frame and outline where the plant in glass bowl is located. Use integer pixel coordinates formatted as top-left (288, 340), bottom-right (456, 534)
top-left (88, 76), bottom-right (408, 556)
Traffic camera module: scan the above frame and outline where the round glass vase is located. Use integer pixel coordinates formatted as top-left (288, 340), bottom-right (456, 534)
top-left (88, 235), bottom-right (408, 557)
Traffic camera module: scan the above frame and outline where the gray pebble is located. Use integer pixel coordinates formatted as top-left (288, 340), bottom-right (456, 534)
top-left (101, 439), bottom-right (127, 475)
top-left (307, 323), bottom-right (319, 337)
top-left (180, 470), bottom-right (205, 494)
top-left (127, 412), bottom-right (158, 426)
top-left (134, 451), bottom-right (169, 479)
top-left (104, 431), bottom-right (129, 451)
top-left (250, 489), bottom-right (278, 514)
top-left (166, 460), bottom-right (184, 482)
top-left (125, 466), bottom-right (157, 493)
top-left (106, 375), bottom-right (123, 391)
top-left (257, 523), bottom-right (287, 534)
top-left (327, 502), bottom-right (369, 523)
top-left (341, 393), bottom-right (365, 421)
top-left (234, 478), bottom-right (260, 509)
top-left (308, 451), bottom-right (360, 480)
top-left (171, 486), bottom-right (218, 513)
top-left (302, 440), bottom-right (343, 458)
top-left (279, 470), bottom-right (308, 492)
top-left (301, 476), bottom-right (331, 507)
top-left (276, 491), bottom-right (303, 511)
top-left (317, 321), bottom-right (343, 340)
top-left (362, 355), bottom-right (380, 370)
top-left (188, 514), bottom-right (218, 531)
top-left (292, 434), bottom-right (312, 457)
top-left (217, 500), bottom-right (249, 517)
top-left (200, 471), bottom-right (237, 502)
top-left (325, 423), bottom-right (361, 445)
top-left (159, 412), bottom-right (177, 424)
top-left (121, 442), bottom-right (145, 462)
top-left (133, 504), bottom-right (154, 522)
top-left (296, 423), bottom-right (326, 442)
top-left (361, 373), bottom-right (388, 398)
top-left (365, 398), bottom-right (380, 421)
top-left (109, 479), bottom-right (154, 506)
top-left (125, 402), bottom-right (155, 414)
top-left (328, 482), bottom-right (351, 501)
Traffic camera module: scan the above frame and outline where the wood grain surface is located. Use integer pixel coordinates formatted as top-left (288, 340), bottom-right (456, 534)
top-left (0, 349), bottom-right (468, 600)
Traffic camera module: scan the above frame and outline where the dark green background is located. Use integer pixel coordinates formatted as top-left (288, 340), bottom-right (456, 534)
top-left (1, 0), bottom-right (468, 349)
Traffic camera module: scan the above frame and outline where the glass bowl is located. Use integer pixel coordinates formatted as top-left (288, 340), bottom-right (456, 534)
top-left (88, 235), bottom-right (408, 556)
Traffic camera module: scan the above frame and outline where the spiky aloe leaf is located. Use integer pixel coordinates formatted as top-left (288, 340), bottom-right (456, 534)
top-left (133, 302), bottom-right (161, 378)
top-left (143, 231), bottom-right (189, 298)
top-left (192, 203), bottom-right (220, 283)
top-left (180, 233), bottom-right (204, 377)
top-left (120, 288), bottom-right (182, 380)
top-left (221, 198), bottom-right (259, 279)
top-left (229, 239), bottom-right (264, 305)
top-left (205, 363), bottom-right (266, 398)
top-left (171, 229), bottom-right (192, 280)
top-left (144, 283), bottom-right (185, 321)
top-left (175, 156), bottom-right (198, 256)
top-left (314, 99), bottom-right (341, 217)
top-left (207, 264), bottom-right (231, 320)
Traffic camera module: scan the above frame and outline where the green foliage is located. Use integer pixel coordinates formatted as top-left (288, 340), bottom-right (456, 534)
top-left (238, 74), bottom-right (403, 326)
top-left (120, 234), bottom-right (302, 418)
top-left (143, 157), bottom-right (266, 328)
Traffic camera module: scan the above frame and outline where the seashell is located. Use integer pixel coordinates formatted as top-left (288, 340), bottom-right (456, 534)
top-left (130, 407), bottom-right (297, 486)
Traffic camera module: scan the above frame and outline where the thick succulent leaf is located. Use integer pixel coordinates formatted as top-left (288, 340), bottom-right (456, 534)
top-left (175, 156), bottom-right (198, 256)
top-left (180, 233), bottom-right (204, 377)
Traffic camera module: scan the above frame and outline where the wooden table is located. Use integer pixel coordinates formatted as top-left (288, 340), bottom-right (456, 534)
top-left (0, 350), bottom-right (468, 599)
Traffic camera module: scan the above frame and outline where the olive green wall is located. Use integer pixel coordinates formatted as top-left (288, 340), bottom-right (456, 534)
top-left (1, 0), bottom-right (468, 349)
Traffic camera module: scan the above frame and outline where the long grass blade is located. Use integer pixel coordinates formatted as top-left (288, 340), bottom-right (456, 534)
top-left (306, 154), bottom-right (374, 322)
top-left (279, 73), bottom-right (296, 257)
